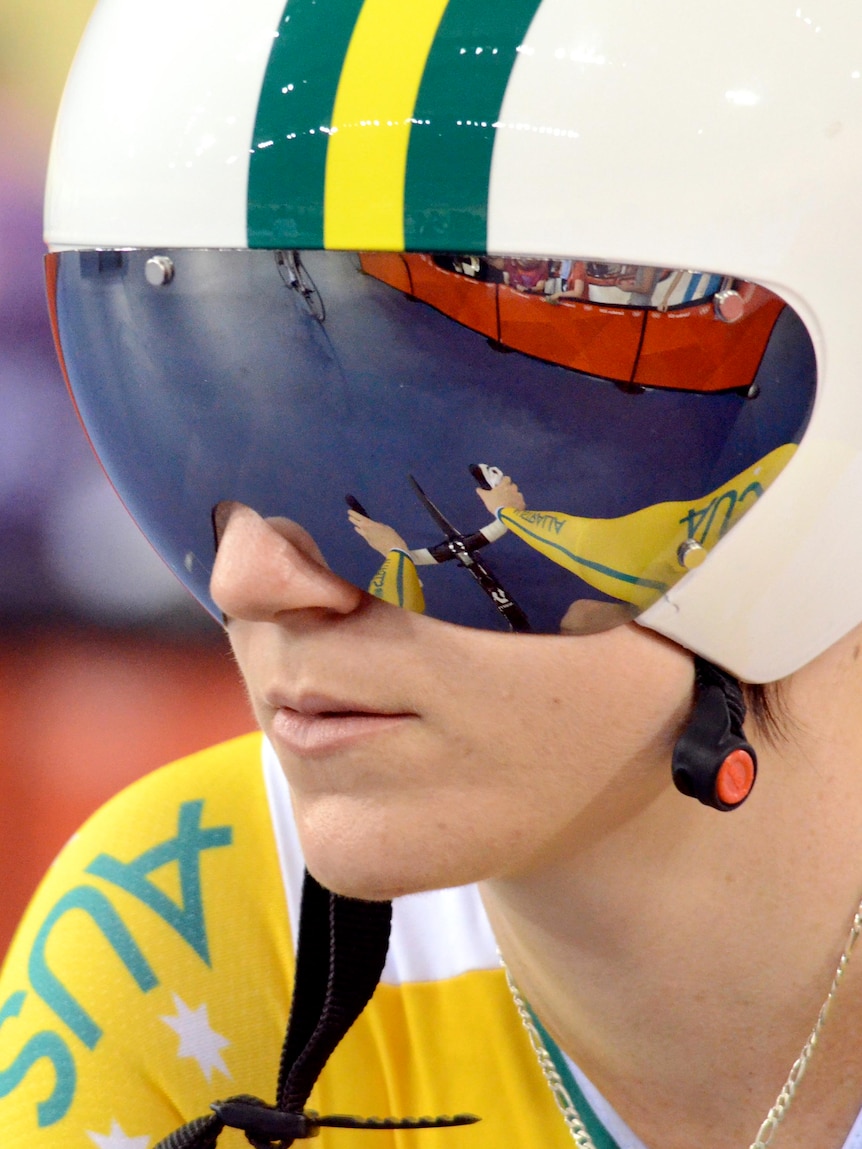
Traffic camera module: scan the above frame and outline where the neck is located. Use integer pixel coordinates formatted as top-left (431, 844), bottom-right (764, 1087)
top-left (480, 637), bottom-right (862, 1149)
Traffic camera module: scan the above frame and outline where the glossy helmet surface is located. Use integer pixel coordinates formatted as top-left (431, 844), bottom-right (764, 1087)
top-left (45, 0), bottom-right (862, 682)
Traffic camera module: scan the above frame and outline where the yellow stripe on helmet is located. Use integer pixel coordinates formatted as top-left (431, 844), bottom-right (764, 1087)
top-left (324, 0), bottom-right (449, 250)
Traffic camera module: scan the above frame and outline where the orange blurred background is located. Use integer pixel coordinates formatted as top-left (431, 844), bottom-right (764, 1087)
top-left (0, 3), bottom-right (254, 958)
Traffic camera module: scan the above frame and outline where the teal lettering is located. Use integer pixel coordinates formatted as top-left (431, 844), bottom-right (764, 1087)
top-left (680, 480), bottom-right (765, 548)
top-left (520, 511), bottom-right (566, 535)
top-left (737, 480), bottom-right (764, 510)
top-left (0, 991), bottom-right (26, 1025)
top-left (680, 490), bottom-right (738, 545)
top-left (679, 502), bottom-right (714, 544)
top-left (87, 800), bottom-right (232, 966)
top-left (708, 489), bottom-right (738, 540)
top-left (28, 887), bottom-right (158, 1049)
top-left (0, 991), bottom-right (76, 1127)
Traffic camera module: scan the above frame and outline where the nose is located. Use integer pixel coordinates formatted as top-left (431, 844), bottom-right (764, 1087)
top-left (210, 502), bottom-right (363, 622)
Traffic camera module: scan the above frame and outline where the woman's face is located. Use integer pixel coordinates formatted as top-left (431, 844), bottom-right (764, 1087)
top-left (211, 503), bottom-right (694, 900)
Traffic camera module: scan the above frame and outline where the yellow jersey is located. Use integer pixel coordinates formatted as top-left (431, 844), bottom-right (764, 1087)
top-left (0, 734), bottom-right (576, 1149)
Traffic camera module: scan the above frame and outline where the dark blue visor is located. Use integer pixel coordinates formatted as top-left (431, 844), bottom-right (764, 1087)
top-left (46, 249), bottom-right (815, 634)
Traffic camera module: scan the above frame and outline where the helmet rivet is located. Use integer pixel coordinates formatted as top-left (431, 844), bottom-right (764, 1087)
top-left (145, 255), bottom-right (175, 286)
top-left (677, 539), bottom-right (707, 569)
top-left (714, 288), bottom-right (744, 323)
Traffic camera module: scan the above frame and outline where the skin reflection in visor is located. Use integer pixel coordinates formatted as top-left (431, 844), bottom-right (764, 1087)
top-left (52, 248), bottom-right (816, 634)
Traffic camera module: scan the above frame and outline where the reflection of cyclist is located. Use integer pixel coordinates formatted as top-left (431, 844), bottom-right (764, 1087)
top-left (474, 449), bottom-right (795, 613)
top-left (349, 472), bottom-right (525, 561)
top-left (351, 447), bottom-right (795, 623)
top-left (348, 470), bottom-right (526, 611)
top-left (350, 478), bottom-right (642, 636)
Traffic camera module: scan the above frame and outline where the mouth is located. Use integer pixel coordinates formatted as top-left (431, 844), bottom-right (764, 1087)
top-left (268, 692), bottom-right (415, 757)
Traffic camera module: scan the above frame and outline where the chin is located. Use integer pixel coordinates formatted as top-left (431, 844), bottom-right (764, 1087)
top-left (302, 853), bottom-right (432, 902)
top-left (291, 792), bottom-right (496, 899)
top-left (296, 819), bottom-right (471, 901)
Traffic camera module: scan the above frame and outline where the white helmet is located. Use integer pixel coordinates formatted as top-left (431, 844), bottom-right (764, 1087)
top-left (44, 0), bottom-right (862, 686)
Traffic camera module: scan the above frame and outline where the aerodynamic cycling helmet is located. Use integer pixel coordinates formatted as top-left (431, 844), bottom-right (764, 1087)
top-left (45, 0), bottom-right (862, 688)
top-left (42, 4), bottom-right (862, 1143)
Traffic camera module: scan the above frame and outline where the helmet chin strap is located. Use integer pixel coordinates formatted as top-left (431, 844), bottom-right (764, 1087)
top-left (671, 656), bottom-right (758, 811)
top-left (154, 872), bottom-right (478, 1148)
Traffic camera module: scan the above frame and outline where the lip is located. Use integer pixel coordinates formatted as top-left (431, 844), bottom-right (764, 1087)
top-left (267, 692), bottom-right (415, 757)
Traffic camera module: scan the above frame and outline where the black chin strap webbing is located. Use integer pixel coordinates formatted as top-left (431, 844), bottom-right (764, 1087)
top-left (154, 873), bottom-right (478, 1149)
top-left (154, 872), bottom-right (391, 1149)
top-left (275, 871), bottom-right (391, 1116)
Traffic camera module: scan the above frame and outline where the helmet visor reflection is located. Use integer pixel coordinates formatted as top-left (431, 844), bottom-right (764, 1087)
top-left (46, 249), bottom-right (815, 634)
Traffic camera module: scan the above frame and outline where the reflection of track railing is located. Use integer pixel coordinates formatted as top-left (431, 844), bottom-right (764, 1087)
top-left (359, 253), bottom-right (784, 394)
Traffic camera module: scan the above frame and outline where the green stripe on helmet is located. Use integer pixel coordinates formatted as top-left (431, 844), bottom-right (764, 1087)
top-left (247, 0), bottom-right (365, 249)
top-left (404, 0), bottom-right (543, 251)
top-left (248, 0), bottom-right (543, 251)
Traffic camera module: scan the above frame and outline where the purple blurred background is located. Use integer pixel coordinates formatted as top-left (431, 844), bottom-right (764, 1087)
top-left (0, 1), bottom-right (252, 957)
top-left (0, 0), bottom-right (211, 628)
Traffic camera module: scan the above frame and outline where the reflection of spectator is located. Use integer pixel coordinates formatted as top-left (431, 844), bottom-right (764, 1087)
top-left (583, 263), bottom-right (670, 306)
top-left (457, 256), bottom-right (482, 278)
top-left (547, 259), bottom-right (587, 304)
top-left (655, 270), bottom-right (728, 311)
top-left (431, 254), bottom-right (506, 284)
top-left (503, 258), bottom-right (549, 293)
top-left (615, 265), bottom-right (669, 306)
top-left (483, 257), bottom-right (506, 284)
top-left (547, 262), bottom-right (674, 308)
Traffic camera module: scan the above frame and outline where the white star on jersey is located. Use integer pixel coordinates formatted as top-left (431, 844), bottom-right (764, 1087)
top-left (160, 993), bottom-right (231, 1082)
top-left (87, 1119), bottom-right (150, 1148)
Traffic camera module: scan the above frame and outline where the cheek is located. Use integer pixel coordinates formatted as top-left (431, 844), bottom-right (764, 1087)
top-left (554, 640), bottom-right (693, 763)
top-left (293, 631), bottom-right (693, 896)
top-left (426, 628), bottom-right (694, 856)
top-left (230, 614), bottom-right (694, 896)
top-left (438, 625), bottom-right (694, 782)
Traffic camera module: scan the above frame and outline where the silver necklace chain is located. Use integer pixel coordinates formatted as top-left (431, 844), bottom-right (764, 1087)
top-left (503, 902), bottom-right (862, 1149)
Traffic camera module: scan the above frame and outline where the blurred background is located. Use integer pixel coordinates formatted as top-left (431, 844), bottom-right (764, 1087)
top-left (0, 0), bottom-right (254, 958)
